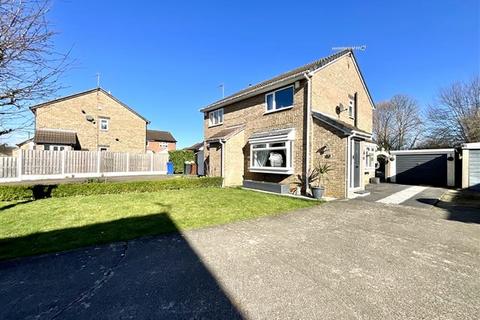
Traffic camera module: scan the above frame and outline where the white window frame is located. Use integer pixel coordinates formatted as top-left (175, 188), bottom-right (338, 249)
top-left (365, 145), bottom-right (376, 170)
top-left (249, 140), bottom-right (293, 174)
top-left (265, 85), bottom-right (294, 114)
top-left (248, 129), bottom-right (295, 175)
top-left (208, 108), bottom-right (224, 127)
top-left (100, 118), bottom-right (109, 131)
top-left (348, 96), bottom-right (355, 119)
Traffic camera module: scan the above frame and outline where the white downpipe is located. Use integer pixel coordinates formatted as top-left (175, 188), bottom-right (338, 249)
top-left (304, 72), bottom-right (313, 194)
top-left (219, 139), bottom-right (225, 187)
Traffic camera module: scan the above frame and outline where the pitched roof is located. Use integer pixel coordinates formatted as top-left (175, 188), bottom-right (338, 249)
top-left (30, 88), bottom-right (150, 124)
top-left (34, 129), bottom-right (78, 145)
top-left (206, 125), bottom-right (245, 142)
top-left (311, 111), bottom-right (371, 137)
top-left (200, 49), bottom-right (354, 112)
top-left (146, 130), bottom-right (177, 142)
top-left (184, 142), bottom-right (204, 151)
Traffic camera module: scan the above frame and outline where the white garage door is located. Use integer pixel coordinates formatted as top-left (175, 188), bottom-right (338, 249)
top-left (469, 150), bottom-right (480, 190)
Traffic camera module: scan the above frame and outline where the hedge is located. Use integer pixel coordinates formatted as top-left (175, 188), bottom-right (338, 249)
top-left (168, 150), bottom-right (195, 173)
top-left (0, 177), bottom-right (223, 201)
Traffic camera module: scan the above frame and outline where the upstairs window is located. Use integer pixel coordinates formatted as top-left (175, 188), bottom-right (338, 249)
top-left (208, 108), bottom-right (224, 126)
top-left (348, 95), bottom-right (355, 119)
top-left (265, 86), bottom-right (294, 113)
top-left (100, 118), bottom-right (109, 131)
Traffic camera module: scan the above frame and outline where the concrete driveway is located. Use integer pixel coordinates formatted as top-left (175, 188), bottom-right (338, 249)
top-left (1, 201), bottom-right (479, 319)
top-left (356, 183), bottom-right (448, 208)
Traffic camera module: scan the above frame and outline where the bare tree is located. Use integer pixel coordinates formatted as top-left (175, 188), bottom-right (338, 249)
top-left (0, 0), bottom-right (69, 138)
top-left (373, 94), bottom-right (423, 150)
top-left (426, 76), bottom-right (480, 146)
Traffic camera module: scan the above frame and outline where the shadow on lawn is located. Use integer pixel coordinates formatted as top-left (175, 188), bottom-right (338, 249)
top-left (0, 213), bottom-right (243, 319)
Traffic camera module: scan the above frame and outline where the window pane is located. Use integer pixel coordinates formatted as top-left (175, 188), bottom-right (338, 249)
top-left (266, 94), bottom-right (274, 111)
top-left (252, 144), bottom-right (266, 149)
top-left (253, 150), bottom-right (269, 167)
top-left (218, 109), bottom-right (223, 123)
top-left (268, 150), bottom-right (286, 167)
top-left (209, 112), bottom-right (214, 124)
top-left (274, 87), bottom-right (293, 109)
top-left (270, 142), bottom-right (285, 148)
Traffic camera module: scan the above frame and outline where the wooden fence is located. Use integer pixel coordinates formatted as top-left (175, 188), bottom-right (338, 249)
top-left (0, 150), bottom-right (169, 182)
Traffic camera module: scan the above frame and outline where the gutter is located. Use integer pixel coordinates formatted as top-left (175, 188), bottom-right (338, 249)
top-left (219, 139), bottom-right (225, 187)
top-left (303, 71), bottom-right (313, 194)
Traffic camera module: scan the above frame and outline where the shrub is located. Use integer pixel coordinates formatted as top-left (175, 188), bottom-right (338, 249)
top-left (168, 150), bottom-right (195, 173)
top-left (0, 177), bottom-right (223, 201)
top-left (0, 185), bottom-right (34, 201)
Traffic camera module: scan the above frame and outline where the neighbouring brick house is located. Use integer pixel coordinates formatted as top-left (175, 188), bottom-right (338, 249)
top-left (201, 49), bottom-right (376, 199)
top-left (146, 130), bottom-right (177, 153)
top-left (25, 88), bottom-right (149, 153)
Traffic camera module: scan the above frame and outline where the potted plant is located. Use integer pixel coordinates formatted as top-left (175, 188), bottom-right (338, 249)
top-left (295, 169), bottom-right (319, 196)
top-left (310, 163), bottom-right (332, 199)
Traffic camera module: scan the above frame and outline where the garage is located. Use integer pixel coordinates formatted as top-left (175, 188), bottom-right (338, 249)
top-left (390, 149), bottom-right (455, 187)
top-left (470, 150), bottom-right (480, 190)
top-left (462, 143), bottom-right (480, 191)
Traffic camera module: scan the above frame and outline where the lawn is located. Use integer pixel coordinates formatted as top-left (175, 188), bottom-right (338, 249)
top-left (0, 188), bottom-right (318, 260)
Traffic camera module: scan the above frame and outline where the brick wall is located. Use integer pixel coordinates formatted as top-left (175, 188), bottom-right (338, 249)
top-left (311, 53), bottom-right (373, 133)
top-left (35, 90), bottom-right (147, 153)
top-left (224, 130), bottom-right (244, 186)
top-left (311, 119), bottom-right (347, 198)
top-left (204, 80), bottom-right (307, 187)
top-left (147, 141), bottom-right (176, 153)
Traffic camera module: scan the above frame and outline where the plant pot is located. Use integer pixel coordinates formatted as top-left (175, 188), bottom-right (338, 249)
top-left (311, 186), bottom-right (325, 199)
top-left (295, 186), bottom-right (302, 195)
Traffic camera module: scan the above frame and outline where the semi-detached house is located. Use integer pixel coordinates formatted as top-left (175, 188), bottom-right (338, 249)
top-left (201, 49), bottom-right (376, 199)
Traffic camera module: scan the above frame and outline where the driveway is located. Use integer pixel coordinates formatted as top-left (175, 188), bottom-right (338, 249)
top-left (356, 182), bottom-right (448, 208)
top-left (1, 201), bottom-right (479, 319)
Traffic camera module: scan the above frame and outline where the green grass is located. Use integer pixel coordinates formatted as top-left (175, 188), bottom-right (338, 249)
top-left (0, 188), bottom-right (319, 260)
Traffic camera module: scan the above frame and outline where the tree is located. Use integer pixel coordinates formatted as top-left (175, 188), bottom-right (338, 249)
top-left (425, 76), bottom-right (480, 146)
top-left (0, 0), bottom-right (69, 138)
top-left (373, 94), bottom-right (423, 150)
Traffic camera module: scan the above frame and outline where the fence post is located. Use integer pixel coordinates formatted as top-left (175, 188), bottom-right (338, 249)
top-left (126, 153), bottom-right (129, 172)
top-left (61, 150), bottom-right (66, 175)
top-left (17, 150), bottom-right (23, 180)
top-left (97, 151), bottom-right (101, 175)
top-left (150, 153), bottom-right (154, 172)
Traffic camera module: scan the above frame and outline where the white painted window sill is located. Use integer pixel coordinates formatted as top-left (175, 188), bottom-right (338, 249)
top-left (249, 167), bottom-right (293, 175)
top-left (263, 106), bottom-right (293, 115)
top-left (208, 123), bottom-right (223, 128)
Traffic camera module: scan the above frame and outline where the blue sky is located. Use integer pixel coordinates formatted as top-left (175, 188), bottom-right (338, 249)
top-left (10, 0), bottom-right (479, 148)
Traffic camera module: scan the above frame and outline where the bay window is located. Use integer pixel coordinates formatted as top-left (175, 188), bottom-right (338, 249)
top-left (249, 128), bottom-right (295, 174)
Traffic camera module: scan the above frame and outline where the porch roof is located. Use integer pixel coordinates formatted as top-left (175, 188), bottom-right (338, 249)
top-left (311, 111), bottom-right (371, 138)
top-left (206, 125), bottom-right (245, 142)
top-left (34, 129), bottom-right (78, 145)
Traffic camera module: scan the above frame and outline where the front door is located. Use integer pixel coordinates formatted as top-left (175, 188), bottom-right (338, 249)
top-left (353, 140), bottom-right (361, 188)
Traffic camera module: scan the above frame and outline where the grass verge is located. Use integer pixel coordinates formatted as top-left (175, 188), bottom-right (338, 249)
top-left (0, 188), bottom-right (319, 260)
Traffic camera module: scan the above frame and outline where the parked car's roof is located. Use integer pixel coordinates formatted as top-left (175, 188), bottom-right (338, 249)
top-left (146, 130), bottom-right (177, 143)
top-left (200, 49), bottom-right (356, 112)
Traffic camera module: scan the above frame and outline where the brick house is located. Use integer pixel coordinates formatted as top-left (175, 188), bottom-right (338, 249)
top-left (146, 130), bottom-right (177, 153)
top-left (201, 49), bottom-right (376, 199)
top-left (26, 88), bottom-right (149, 153)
